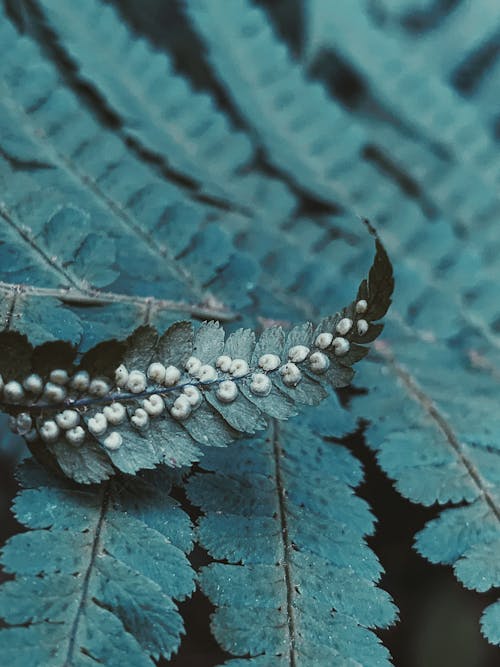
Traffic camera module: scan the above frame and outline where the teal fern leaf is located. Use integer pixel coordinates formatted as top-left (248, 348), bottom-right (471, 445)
top-left (302, 1), bottom-right (500, 237)
top-left (188, 414), bottom-right (397, 665)
top-left (242, 192), bottom-right (500, 647)
top-left (304, 0), bottom-right (498, 174)
top-left (352, 334), bottom-right (500, 646)
top-left (2, 0), bottom-right (498, 660)
top-left (180, 1), bottom-right (500, 649)
top-left (0, 459), bottom-right (194, 666)
top-left (183, 0), bottom-right (368, 207)
top-left (31, 0), bottom-right (296, 222)
top-left (261, 5), bottom-right (500, 647)
top-left (0, 13), bottom-right (258, 350)
top-left (183, 0), bottom-right (500, 275)
top-left (0, 240), bottom-right (393, 483)
top-left (221, 111), bottom-right (500, 648)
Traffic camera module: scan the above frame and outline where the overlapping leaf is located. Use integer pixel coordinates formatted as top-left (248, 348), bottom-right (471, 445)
top-left (305, 0), bottom-right (498, 175)
top-left (190, 3), bottom-right (500, 650)
top-left (0, 240), bottom-right (393, 483)
top-left (3, 0), bottom-right (499, 660)
top-left (303, 0), bottom-right (500, 242)
top-left (368, 0), bottom-right (500, 130)
top-left (154, 0), bottom-right (500, 650)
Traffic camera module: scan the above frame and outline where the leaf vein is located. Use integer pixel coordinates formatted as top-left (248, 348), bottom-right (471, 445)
top-left (271, 419), bottom-right (297, 667)
top-left (64, 482), bottom-right (110, 667)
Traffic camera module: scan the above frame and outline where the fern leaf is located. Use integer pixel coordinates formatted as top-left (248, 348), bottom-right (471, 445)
top-left (188, 415), bottom-right (397, 665)
top-left (0, 459), bottom-right (194, 666)
top-left (34, 0), bottom-right (491, 282)
top-left (302, 1), bottom-right (500, 235)
top-left (0, 240), bottom-right (393, 482)
top-left (350, 325), bottom-right (500, 646)
top-left (0, 14), bottom-right (259, 349)
top-left (375, 0), bottom-right (499, 98)
top-left (283, 217), bottom-right (500, 647)
top-left (183, 0), bottom-right (369, 207)
top-left (310, 0), bottom-right (498, 246)
top-left (31, 0), bottom-right (296, 221)
top-left (183, 0), bottom-right (493, 278)
top-left (304, 0), bottom-right (498, 174)
top-left (4, 0), bottom-right (497, 655)
top-left (374, 0), bottom-right (500, 162)
top-left (32, 0), bottom-right (416, 241)
top-left (233, 197), bottom-right (500, 648)
top-left (184, 0), bottom-right (500, 261)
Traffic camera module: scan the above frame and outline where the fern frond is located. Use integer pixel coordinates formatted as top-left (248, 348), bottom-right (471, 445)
top-left (0, 240), bottom-right (393, 482)
top-left (234, 197), bottom-right (500, 648)
top-left (260, 202), bottom-right (500, 646)
top-left (350, 332), bottom-right (500, 646)
top-left (0, 15), bottom-right (259, 349)
top-left (186, 7), bottom-right (500, 570)
top-left (184, 0), bottom-right (500, 264)
top-left (184, 0), bottom-right (368, 207)
top-left (188, 415), bottom-right (397, 665)
top-left (0, 459), bottom-right (194, 666)
top-left (302, 1), bottom-right (500, 235)
top-left (375, 0), bottom-right (500, 96)
top-left (30, 0), bottom-right (296, 221)
top-left (374, 0), bottom-right (500, 181)
top-left (34, 0), bottom-right (494, 295)
top-left (304, 0), bottom-right (498, 174)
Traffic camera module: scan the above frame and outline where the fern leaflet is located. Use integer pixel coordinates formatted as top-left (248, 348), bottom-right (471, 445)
top-left (31, 0), bottom-right (296, 221)
top-left (305, 0), bottom-right (498, 174)
top-left (0, 460), bottom-right (194, 666)
top-left (0, 13), bottom-right (257, 350)
top-left (188, 414), bottom-right (397, 665)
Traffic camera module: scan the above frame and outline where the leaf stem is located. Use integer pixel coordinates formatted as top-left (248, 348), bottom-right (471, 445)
top-left (271, 420), bottom-right (297, 667)
top-left (64, 481), bottom-right (110, 666)
top-left (0, 281), bottom-right (237, 322)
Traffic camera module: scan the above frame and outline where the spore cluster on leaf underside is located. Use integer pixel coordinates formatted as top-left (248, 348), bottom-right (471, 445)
top-left (3, 300), bottom-right (369, 443)
top-left (0, 239), bottom-right (392, 483)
